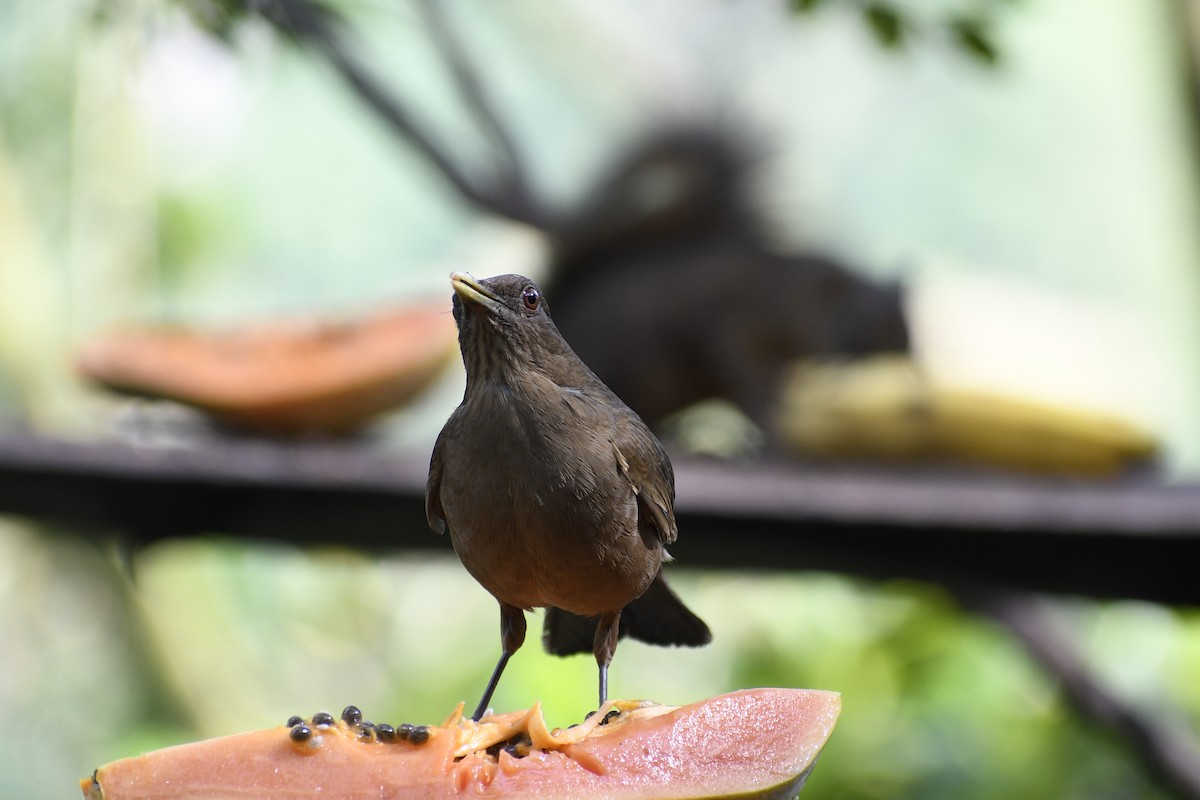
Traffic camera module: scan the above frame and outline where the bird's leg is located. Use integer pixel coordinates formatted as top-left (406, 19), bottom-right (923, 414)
top-left (593, 610), bottom-right (622, 708)
top-left (472, 603), bottom-right (526, 721)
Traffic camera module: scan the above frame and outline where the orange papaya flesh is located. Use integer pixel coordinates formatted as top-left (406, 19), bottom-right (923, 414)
top-left (82, 688), bottom-right (840, 799)
top-left (76, 303), bottom-right (457, 434)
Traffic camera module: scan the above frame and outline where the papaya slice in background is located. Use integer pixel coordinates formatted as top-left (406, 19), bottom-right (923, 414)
top-left (76, 303), bottom-right (457, 435)
top-left (81, 688), bottom-right (840, 799)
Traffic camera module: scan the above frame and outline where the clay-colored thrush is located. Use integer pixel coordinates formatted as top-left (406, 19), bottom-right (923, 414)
top-left (427, 273), bottom-right (711, 720)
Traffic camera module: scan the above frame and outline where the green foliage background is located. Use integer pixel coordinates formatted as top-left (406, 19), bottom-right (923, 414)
top-left (6, 525), bottom-right (1198, 799)
top-left (2, 1), bottom-right (1200, 798)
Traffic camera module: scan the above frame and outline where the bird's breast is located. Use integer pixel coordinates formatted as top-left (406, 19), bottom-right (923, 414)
top-left (438, 389), bottom-right (659, 613)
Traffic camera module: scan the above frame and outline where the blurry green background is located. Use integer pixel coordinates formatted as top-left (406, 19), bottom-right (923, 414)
top-left (3, 0), bottom-right (1200, 798)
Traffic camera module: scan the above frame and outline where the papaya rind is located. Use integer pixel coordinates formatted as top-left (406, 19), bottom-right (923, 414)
top-left (81, 688), bottom-right (841, 800)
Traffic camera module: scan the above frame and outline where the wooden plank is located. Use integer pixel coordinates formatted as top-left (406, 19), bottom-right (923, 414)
top-left (0, 429), bottom-right (1195, 605)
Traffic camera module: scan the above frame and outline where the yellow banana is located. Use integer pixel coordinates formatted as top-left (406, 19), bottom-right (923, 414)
top-left (775, 356), bottom-right (1157, 477)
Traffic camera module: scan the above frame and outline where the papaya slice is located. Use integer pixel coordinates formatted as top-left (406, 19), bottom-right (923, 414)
top-left (76, 303), bottom-right (457, 435)
top-left (81, 688), bottom-right (840, 799)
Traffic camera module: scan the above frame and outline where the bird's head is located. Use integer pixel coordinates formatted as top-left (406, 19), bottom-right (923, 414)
top-left (449, 272), bottom-right (582, 388)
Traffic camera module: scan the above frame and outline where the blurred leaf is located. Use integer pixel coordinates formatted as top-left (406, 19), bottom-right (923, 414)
top-left (863, 3), bottom-right (905, 50)
top-left (951, 17), bottom-right (1000, 65)
top-left (785, 0), bottom-right (1006, 65)
top-left (789, 0), bottom-right (825, 13)
top-left (248, 0), bottom-right (344, 41)
top-left (168, 0), bottom-right (344, 44)
top-left (172, 0), bottom-right (247, 41)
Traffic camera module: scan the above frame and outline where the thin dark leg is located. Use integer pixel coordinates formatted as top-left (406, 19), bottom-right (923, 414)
top-left (471, 650), bottom-right (511, 721)
top-left (472, 603), bottom-right (526, 721)
top-left (592, 610), bottom-right (621, 708)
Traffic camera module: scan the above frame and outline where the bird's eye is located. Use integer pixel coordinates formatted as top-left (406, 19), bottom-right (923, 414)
top-left (521, 286), bottom-right (541, 310)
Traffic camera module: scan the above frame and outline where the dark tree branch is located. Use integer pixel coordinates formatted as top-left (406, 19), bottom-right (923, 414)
top-left (257, 0), bottom-right (547, 228)
top-left (966, 591), bottom-right (1200, 800)
top-left (414, 0), bottom-right (538, 221)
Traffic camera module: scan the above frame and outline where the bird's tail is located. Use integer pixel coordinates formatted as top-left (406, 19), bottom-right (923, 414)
top-left (542, 572), bottom-right (711, 656)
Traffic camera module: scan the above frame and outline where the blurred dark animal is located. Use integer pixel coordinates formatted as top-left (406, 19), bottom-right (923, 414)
top-left (545, 128), bottom-right (910, 429)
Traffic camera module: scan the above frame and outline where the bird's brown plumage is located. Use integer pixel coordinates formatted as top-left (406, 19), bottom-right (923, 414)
top-left (426, 272), bottom-right (709, 719)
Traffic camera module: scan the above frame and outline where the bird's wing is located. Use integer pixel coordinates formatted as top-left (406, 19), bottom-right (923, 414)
top-left (612, 414), bottom-right (678, 547)
top-left (425, 430), bottom-right (448, 535)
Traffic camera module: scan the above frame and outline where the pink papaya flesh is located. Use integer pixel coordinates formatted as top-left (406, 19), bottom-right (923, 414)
top-left (81, 688), bottom-right (840, 799)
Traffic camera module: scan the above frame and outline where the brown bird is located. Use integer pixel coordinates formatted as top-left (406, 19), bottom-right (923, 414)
top-left (426, 272), bottom-right (711, 720)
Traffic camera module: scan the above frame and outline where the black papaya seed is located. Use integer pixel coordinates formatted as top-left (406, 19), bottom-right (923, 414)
top-left (290, 724), bottom-right (313, 742)
top-left (312, 712), bottom-right (335, 728)
top-left (341, 705), bottom-right (362, 725)
top-left (285, 715), bottom-right (304, 728)
top-left (504, 732), bottom-right (533, 758)
top-left (410, 725), bottom-right (430, 745)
